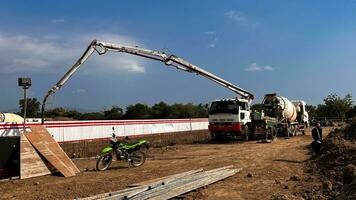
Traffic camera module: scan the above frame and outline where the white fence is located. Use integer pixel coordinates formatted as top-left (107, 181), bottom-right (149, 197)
top-left (0, 118), bottom-right (208, 143)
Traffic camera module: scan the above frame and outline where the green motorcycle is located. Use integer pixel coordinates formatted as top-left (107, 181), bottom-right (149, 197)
top-left (96, 127), bottom-right (149, 171)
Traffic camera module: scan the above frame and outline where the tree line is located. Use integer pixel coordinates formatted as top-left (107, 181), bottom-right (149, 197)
top-left (18, 93), bottom-right (356, 121)
top-left (18, 99), bottom-right (208, 120)
top-left (306, 93), bottom-right (355, 119)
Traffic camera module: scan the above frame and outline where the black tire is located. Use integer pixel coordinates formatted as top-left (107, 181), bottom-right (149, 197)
top-left (140, 144), bottom-right (149, 153)
top-left (130, 151), bottom-right (146, 167)
top-left (210, 132), bottom-right (216, 140)
top-left (211, 132), bottom-right (223, 141)
top-left (271, 127), bottom-right (277, 141)
top-left (265, 128), bottom-right (271, 140)
top-left (244, 126), bottom-right (250, 141)
top-left (96, 154), bottom-right (113, 171)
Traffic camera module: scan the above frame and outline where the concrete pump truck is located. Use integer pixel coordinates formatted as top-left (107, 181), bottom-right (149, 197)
top-left (40, 40), bottom-right (255, 124)
top-left (40, 40), bottom-right (308, 141)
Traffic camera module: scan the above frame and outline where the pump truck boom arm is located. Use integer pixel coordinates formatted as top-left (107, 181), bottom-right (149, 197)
top-left (41, 40), bottom-right (254, 122)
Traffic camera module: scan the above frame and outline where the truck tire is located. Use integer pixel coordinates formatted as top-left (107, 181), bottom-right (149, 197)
top-left (266, 127), bottom-right (276, 141)
top-left (210, 132), bottom-right (216, 141)
top-left (210, 132), bottom-right (222, 141)
top-left (244, 126), bottom-right (249, 141)
top-left (271, 127), bottom-right (277, 141)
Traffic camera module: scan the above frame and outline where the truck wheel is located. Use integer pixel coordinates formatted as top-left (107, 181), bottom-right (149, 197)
top-left (210, 132), bottom-right (222, 141)
top-left (265, 127), bottom-right (276, 141)
top-left (244, 126), bottom-right (249, 141)
top-left (210, 132), bottom-right (217, 141)
top-left (271, 127), bottom-right (277, 141)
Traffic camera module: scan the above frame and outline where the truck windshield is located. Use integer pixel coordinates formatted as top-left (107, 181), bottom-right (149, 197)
top-left (209, 101), bottom-right (240, 114)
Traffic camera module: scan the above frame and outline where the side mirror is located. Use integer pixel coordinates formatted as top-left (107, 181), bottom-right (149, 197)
top-left (205, 103), bottom-right (209, 109)
top-left (240, 113), bottom-right (245, 120)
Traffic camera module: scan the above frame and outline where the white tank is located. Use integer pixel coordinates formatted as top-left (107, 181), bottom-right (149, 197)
top-left (262, 94), bottom-right (297, 122)
top-left (0, 113), bottom-right (24, 123)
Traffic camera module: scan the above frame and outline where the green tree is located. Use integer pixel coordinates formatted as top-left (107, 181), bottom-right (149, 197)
top-left (305, 105), bottom-right (317, 119)
top-left (168, 103), bottom-right (195, 118)
top-left (19, 98), bottom-right (41, 118)
top-left (124, 103), bottom-right (152, 119)
top-left (45, 107), bottom-right (66, 118)
top-left (104, 105), bottom-right (123, 120)
top-left (193, 103), bottom-right (208, 118)
top-left (151, 101), bottom-right (170, 119)
top-left (316, 93), bottom-right (353, 118)
top-left (346, 106), bottom-right (356, 119)
top-left (79, 112), bottom-right (105, 120)
top-left (63, 110), bottom-right (82, 120)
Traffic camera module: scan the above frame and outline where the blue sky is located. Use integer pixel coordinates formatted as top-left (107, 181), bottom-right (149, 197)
top-left (0, 0), bottom-right (355, 111)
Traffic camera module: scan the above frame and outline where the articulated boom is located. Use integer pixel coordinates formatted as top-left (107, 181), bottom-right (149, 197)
top-left (41, 40), bottom-right (253, 122)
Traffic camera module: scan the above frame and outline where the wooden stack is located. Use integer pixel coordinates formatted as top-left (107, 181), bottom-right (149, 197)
top-left (20, 125), bottom-right (80, 179)
top-left (80, 165), bottom-right (241, 200)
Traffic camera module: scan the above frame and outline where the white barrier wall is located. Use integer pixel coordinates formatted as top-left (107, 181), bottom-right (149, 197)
top-left (0, 118), bottom-right (208, 142)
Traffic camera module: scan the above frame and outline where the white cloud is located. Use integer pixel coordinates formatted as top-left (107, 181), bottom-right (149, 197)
top-left (0, 32), bottom-right (145, 74)
top-left (51, 19), bottom-right (65, 23)
top-left (224, 10), bottom-right (247, 23)
top-left (245, 63), bottom-right (274, 72)
top-left (72, 89), bottom-right (86, 94)
top-left (205, 32), bottom-right (218, 48)
top-left (204, 31), bottom-right (215, 35)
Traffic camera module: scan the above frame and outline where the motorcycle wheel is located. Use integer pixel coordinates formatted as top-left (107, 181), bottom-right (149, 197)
top-left (129, 151), bottom-right (146, 167)
top-left (96, 153), bottom-right (113, 171)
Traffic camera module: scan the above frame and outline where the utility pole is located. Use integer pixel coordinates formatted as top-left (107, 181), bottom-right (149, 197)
top-left (18, 77), bottom-right (32, 127)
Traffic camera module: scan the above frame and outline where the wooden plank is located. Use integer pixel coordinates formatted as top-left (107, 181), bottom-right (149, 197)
top-left (129, 169), bottom-right (239, 200)
top-left (81, 169), bottom-right (204, 200)
top-left (148, 169), bottom-right (239, 200)
top-left (20, 134), bottom-right (51, 179)
top-left (25, 125), bottom-right (80, 177)
top-left (79, 186), bottom-right (149, 200)
top-left (129, 168), bottom-right (204, 187)
top-left (80, 167), bottom-right (241, 200)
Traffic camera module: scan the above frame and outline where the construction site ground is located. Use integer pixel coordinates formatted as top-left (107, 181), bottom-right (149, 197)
top-left (0, 127), bottom-right (334, 200)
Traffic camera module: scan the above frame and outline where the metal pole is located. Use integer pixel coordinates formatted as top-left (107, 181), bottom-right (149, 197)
top-left (23, 87), bottom-right (28, 133)
top-left (23, 88), bottom-right (27, 123)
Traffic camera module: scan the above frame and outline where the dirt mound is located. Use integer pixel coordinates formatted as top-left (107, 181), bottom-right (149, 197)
top-left (343, 122), bottom-right (356, 140)
top-left (307, 122), bottom-right (356, 199)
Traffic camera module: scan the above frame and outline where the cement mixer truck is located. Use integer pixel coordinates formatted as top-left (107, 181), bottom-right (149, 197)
top-left (0, 113), bottom-right (24, 123)
top-left (248, 93), bottom-right (309, 140)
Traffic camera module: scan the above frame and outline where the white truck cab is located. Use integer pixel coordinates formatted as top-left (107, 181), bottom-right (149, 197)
top-left (208, 98), bottom-right (251, 139)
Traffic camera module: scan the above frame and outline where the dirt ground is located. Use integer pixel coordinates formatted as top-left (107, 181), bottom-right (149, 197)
top-left (0, 127), bottom-right (334, 200)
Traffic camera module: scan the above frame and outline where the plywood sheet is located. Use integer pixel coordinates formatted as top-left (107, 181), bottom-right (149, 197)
top-left (25, 125), bottom-right (80, 177)
top-left (20, 134), bottom-right (51, 179)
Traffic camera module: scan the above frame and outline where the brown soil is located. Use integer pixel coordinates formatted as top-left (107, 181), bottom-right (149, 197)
top-left (300, 122), bottom-right (356, 200)
top-left (0, 128), bottom-right (334, 200)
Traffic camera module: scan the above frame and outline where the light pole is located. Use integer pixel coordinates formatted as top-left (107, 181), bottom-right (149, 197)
top-left (18, 77), bottom-right (31, 125)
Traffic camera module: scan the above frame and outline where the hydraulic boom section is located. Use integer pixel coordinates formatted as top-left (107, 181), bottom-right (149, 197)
top-left (41, 40), bottom-right (254, 123)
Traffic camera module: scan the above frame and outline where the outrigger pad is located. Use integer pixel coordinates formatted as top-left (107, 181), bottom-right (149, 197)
top-left (24, 125), bottom-right (80, 177)
top-left (20, 134), bottom-right (51, 179)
